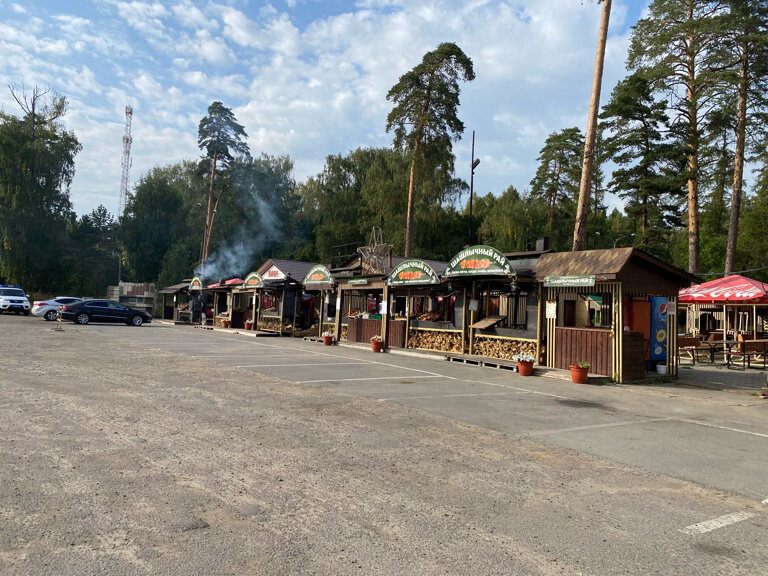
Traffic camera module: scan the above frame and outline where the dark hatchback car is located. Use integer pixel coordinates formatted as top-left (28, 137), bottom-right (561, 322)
top-left (59, 299), bottom-right (152, 326)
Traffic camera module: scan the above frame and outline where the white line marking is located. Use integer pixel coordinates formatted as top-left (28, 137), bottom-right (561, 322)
top-left (680, 511), bottom-right (756, 535)
top-left (677, 419), bottom-right (768, 439)
top-left (378, 391), bottom-right (521, 401)
top-left (191, 353), bottom-right (315, 358)
top-left (297, 375), bottom-right (444, 384)
top-left (237, 362), bottom-right (369, 368)
top-left (459, 378), bottom-right (573, 399)
top-left (524, 418), bottom-right (675, 437)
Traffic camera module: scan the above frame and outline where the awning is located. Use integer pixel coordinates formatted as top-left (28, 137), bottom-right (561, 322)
top-left (679, 275), bottom-right (768, 304)
top-left (469, 315), bottom-right (505, 329)
top-left (443, 245), bottom-right (515, 278)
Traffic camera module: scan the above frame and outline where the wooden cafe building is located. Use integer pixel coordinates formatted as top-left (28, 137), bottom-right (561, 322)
top-left (533, 248), bottom-right (696, 382)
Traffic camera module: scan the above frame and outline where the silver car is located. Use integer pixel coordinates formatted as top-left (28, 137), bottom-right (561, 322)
top-left (31, 297), bottom-right (83, 321)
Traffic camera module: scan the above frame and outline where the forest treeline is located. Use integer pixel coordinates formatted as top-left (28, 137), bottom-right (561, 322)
top-left (1, 0), bottom-right (767, 297)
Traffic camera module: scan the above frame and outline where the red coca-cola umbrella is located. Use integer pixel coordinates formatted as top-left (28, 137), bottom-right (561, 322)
top-left (679, 274), bottom-right (768, 304)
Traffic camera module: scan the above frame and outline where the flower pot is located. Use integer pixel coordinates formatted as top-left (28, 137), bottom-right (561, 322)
top-left (517, 360), bottom-right (534, 376)
top-left (323, 335), bottom-right (334, 346)
top-left (656, 363), bottom-right (667, 375)
top-left (371, 340), bottom-right (383, 353)
top-left (221, 320), bottom-right (230, 329)
top-left (244, 320), bottom-right (253, 331)
top-left (569, 365), bottom-right (589, 384)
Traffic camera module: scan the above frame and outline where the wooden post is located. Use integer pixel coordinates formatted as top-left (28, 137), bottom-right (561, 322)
top-left (292, 287), bottom-right (298, 338)
top-left (318, 290), bottom-right (324, 337)
top-left (469, 281), bottom-right (476, 355)
top-left (405, 288), bottom-right (411, 348)
top-left (381, 285), bottom-right (389, 349)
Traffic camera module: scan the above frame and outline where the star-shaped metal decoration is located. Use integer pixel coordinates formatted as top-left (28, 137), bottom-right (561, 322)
top-left (357, 227), bottom-right (392, 275)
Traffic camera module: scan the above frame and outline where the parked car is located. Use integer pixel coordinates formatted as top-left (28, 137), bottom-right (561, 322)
top-left (59, 299), bottom-right (152, 326)
top-left (0, 285), bottom-right (30, 315)
top-left (32, 296), bottom-right (83, 321)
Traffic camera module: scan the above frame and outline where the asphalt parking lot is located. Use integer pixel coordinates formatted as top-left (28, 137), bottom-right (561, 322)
top-left (124, 322), bottom-right (768, 502)
top-left (2, 315), bottom-right (768, 575)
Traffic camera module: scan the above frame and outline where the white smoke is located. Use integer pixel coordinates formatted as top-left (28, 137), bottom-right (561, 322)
top-left (195, 188), bottom-right (283, 282)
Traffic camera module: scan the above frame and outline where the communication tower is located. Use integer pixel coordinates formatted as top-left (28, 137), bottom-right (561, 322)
top-left (119, 105), bottom-right (133, 216)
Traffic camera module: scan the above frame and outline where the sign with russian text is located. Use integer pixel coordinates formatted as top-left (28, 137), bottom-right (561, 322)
top-left (543, 275), bottom-right (595, 287)
top-left (387, 259), bottom-right (440, 286)
top-left (263, 265), bottom-right (285, 280)
top-left (302, 265), bottom-right (334, 287)
top-left (242, 272), bottom-right (263, 289)
top-left (444, 245), bottom-right (514, 277)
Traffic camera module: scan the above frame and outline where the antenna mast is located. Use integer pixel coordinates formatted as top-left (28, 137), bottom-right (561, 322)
top-left (119, 105), bottom-right (133, 216)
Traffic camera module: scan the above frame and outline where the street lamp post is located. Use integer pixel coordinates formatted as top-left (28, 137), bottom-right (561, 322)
top-left (468, 130), bottom-right (480, 245)
top-left (612, 233), bottom-right (636, 248)
top-left (596, 231), bottom-right (636, 248)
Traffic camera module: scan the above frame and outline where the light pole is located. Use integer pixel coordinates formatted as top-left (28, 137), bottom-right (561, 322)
top-left (468, 130), bottom-right (480, 245)
top-left (612, 233), bottom-right (635, 248)
top-left (597, 231), bottom-right (636, 248)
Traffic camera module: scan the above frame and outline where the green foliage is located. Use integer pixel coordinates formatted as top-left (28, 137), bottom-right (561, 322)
top-left (600, 71), bottom-right (688, 257)
top-left (386, 42), bottom-right (475, 255)
top-left (0, 87), bottom-right (80, 290)
top-left (198, 101), bottom-right (250, 167)
top-left (477, 187), bottom-right (548, 252)
top-left (529, 127), bottom-right (584, 250)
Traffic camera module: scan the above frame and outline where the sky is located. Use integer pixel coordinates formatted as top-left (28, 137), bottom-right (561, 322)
top-left (0, 0), bottom-right (650, 218)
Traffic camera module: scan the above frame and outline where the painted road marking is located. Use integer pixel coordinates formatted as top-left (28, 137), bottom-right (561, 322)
top-left (680, 511), bottom-right (756, 535)
top-left (525, 418), bottom-right (675, 437)
top-left (378, 391), bottom-right (522, 401)
top-left (297, 375), bottom-right (444, 384)
top-left (678, 419), bottom-right (768, 439)
top-left (237, 362), bottom-right (369, 368)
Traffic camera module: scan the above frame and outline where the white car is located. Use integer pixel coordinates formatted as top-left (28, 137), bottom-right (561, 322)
top-left (31, 296), bottom-right (83, 321)
top-left (0, 285), bottom-right (31, 315)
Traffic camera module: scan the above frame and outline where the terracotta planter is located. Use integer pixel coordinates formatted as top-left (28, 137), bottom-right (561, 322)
top-left (221, 320), bottom-right (230, 329)
top-left (371, 340), bottom-right (383, 353)
top-left (322, 335), bottom-right (334, 346)
top-left (244, 320), bottom-right (253, 331)
top-left (517, 360), bottom-right (534, 376)
top-left (569, 365), bottom-right (589, 384)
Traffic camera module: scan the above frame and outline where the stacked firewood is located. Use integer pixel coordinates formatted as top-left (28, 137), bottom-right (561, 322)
top-left (408, 330), bottom-right (462, 352)
top-left (258, 317), bottom-right (287, 332)
top-left (473, 337), bottom-right (537, 360)
top-left (293, 326), bottom-right (320, 338)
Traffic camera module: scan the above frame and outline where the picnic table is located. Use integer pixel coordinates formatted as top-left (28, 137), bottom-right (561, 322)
top-left (724, 339), bottom-right (768, 370)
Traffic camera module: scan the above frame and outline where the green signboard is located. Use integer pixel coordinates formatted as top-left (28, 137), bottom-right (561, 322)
top-left (303, 265), bottom-right (334, 287)
top-left (189, 276), bottom-right (203, 291)
top-left (387, 259), bottom-right (440, 286)
top-left (444, 245), bottom-right (514, 277)
top-left (543, 275), bottom-right (596, 287)
top-left (242, 272), bottom-right (264, 289)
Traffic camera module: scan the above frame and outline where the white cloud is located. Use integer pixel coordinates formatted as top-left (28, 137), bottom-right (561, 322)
top-left (171, 1), bottom-right (217, 30)
top-left (0, 0), bottom-right (650, 218)
top-left (113, 1), bottom-right (169, 39)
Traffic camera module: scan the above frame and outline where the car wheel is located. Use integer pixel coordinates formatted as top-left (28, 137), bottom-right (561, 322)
top-left (130, 315), bottom-right (143, 327)
top-left (75, 312), bottom-right (90, 325)
top-left (44, 309), bottom-right (58, 321)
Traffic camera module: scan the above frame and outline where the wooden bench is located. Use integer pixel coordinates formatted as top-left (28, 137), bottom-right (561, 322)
top-left (677, 336), bottom-right (709, 365)
top-left (725, 340), bottom-right (768, 370)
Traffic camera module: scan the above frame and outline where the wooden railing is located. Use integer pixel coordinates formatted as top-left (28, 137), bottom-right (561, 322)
top-left (554, 327), bottom-right (612, 376)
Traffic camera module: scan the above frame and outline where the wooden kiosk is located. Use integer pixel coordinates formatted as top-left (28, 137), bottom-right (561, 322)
top-left (441, 245), bottom-right (539, 360)
top-left (385, 258), bottom-right (457, 352)
top-left (534, 248), bottom-right (696, 382)
top-left (302, 265), bottom-right (337, 338)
